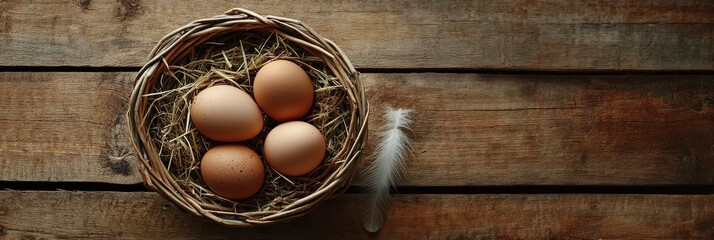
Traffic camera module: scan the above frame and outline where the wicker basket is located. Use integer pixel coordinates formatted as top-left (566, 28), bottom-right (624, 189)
top-left (127, 8), bottom-right (368, 226)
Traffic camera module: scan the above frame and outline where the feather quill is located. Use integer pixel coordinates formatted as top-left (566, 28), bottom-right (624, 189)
top-left (362, 108), bottom-right (414, 232)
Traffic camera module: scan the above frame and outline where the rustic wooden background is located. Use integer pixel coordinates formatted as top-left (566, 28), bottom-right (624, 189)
top-left (1, 0), bottom-right (713, 239)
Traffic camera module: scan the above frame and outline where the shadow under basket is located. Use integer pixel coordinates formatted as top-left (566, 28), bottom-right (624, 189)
top-left (127, 8), bottom-right (369, 227)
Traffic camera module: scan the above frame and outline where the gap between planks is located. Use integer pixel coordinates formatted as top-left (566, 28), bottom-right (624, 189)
top-left (2, 181), bottom-right (714, 195)
top-left (2, 66), bottom-right (714, 75)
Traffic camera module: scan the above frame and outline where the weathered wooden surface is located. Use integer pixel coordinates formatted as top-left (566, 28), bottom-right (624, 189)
top-left (0, 0), bottom-right (711, 237)
top-left (367, 74), bottom-right (714, 186)
top-left (0, 0), bottom-right (712, 70)
top-left (0, 191), bottom-right (712, 239)
top-left (1, 72), bottom-right (712, 185)
top-left (0, 72), bottom-right (137, 183)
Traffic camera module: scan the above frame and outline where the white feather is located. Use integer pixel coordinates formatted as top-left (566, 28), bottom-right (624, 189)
top-left (362, 108), bottom-right (414, 232)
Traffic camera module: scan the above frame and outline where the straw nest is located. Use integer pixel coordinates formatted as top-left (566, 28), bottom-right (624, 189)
top-left (127, 8), bottom-right (368, 227)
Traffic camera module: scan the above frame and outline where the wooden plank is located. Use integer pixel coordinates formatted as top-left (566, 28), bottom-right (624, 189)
top-left (1, 72), bottom-right (713, 185)
top-left (0, 72), bottom-right (138, 184)
top-left (0, 191), bottom-right (712, 239)
top-left (0, 0), bottom-right (712, 70)
top-left (366, 74), bottom-right (714, 186)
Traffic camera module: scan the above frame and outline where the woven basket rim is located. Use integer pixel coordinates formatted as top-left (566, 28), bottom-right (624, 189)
top-left (126, 8), bottom-right (369, 227)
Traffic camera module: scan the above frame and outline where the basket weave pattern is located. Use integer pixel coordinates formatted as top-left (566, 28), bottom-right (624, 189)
top-left (127, 8), bottom-right (368, 226)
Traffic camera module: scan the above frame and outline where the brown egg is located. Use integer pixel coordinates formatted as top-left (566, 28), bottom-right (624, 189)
top-left (190, 85), bottom-right (263, 142)
top-left (253, 60), bottom-right (314, 122)
top-left (200, 144), bottom-right (265, 200)
top-left (263, 121), bottom-right (326, 176)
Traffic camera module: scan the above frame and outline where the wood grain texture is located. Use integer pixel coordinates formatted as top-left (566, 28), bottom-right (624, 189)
top-left (366, 74), bottom-right (714, 186)
top-left (0, 0), bottom-right (712, 70)
top-left (0, 191), bottom-right (712, 239)
top-left (1, 72), bottom-right (712, 186)
top-left (0, 72), bottom-right (138, 183)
